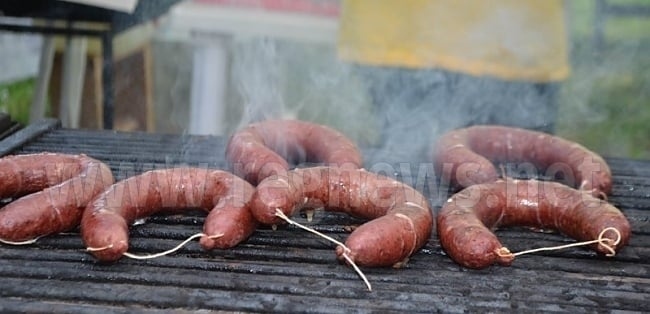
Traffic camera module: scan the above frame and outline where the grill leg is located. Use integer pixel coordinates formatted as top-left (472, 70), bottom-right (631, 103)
top-left (59, 34), bottom-right (87, 128)
top-left (29, 34), bottom-right (55, 123)
top-left (189, 38), bottom-right (228, 135)
top-left (102, 31), bottom-right (114, 129)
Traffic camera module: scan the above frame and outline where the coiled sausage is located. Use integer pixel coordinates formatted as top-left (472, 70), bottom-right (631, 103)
top-left (81, 168), bottom-right (256, 262)
top-left (0, 153), bottom-right (114, 242)
top-left (437, 179), bottom-right (630, 269)
top-left (432, 125), bottom-right (611, 196)
top-left (226, 119), bottom-right (363, 184)
top-left (250, 166), bottom-right (433, 267)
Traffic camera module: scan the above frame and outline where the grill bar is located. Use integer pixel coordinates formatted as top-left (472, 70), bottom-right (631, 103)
top-left (0, 120), bottom-right (648, 312)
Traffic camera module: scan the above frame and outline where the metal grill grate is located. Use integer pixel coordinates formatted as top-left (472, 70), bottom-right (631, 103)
top-left (0, 120), bottom-right (648, 313)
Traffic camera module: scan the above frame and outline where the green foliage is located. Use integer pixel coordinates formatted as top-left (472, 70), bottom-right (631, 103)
top-left (557, 44), bottom-right (650, 159)
top-left (0, 78), bottom-right (36, 125)
top-left (569, 0), bottom-right (650, 41)
top-left (556, 0), bottom-right (650, 159)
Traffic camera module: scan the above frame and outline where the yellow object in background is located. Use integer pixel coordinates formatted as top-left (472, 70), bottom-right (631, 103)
top-left (338, 0), bottom-right (570, 82)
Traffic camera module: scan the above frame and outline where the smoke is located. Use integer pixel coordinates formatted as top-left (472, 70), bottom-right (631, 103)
top-left (224, 35), bottom-right (559, 168)
top-left (231, 39), bottom-right (288, 124)
top-left (227, 37), bottom-right (378, 145)
top-left (195, 1), bottom-right (648, 179)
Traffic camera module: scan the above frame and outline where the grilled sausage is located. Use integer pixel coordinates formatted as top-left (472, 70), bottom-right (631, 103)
top-left (437, 179), bottom-right (631, 269)
top-left (226, 119), bottom-right (363, 184)
top-left (250, 166), bottom-right (433, 267)
top-left (0, 153), bottom-right (114, 242)
top-left (432, 125), bottom-right (612, 196)
top-left (81, 168), bottom-right (256, 262)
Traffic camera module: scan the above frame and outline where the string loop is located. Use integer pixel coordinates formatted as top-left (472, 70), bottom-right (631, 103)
top-left (496, 227), bottom-right (622, 259)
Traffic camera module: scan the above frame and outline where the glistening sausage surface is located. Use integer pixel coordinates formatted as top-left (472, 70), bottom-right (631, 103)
top-left (0, 153), bottom-right (114, 242)
top-left (432, 125), bottom-right (612, 196)
top-left (250, 166), bottom-right (433, 267)
top-left (81, 168), bottom-right (256, 262)
top-left (437, 179), bottom-right (631, 269)
top-left (226, 119), bottom-right (363, 184)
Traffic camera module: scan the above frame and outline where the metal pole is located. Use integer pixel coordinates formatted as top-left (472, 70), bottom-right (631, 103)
top-left (101, 31), bottom-right (114, 129)
top-left (29, 35), bottom-right (55, 123)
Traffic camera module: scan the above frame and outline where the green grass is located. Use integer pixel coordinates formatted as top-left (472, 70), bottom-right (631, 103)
top-left (0, 78), bottom-right (36, 125)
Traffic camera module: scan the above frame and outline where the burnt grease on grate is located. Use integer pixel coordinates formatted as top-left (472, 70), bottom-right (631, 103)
top-left (0, 126), bottom-right (648, 313)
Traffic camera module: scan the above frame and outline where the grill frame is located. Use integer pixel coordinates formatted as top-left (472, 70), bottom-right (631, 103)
top-left (0, 119), bottom-right (648, 313)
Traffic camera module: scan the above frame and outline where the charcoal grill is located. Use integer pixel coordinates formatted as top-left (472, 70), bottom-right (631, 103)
top-left (0, 119), bottom-right (648, 313)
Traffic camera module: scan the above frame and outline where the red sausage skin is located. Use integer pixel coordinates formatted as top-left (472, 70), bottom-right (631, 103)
top-left (81, 168), bottom-right (256, 262)
top-left (226, 119), bottom-right (363, 184)
top-left (433, 125), bottom-right (612, 196)
top-left (437, 179), bottom-right (630, 269)
top-left (250, 166), bottom-right (433, 267)
top-left (0, 153), bottom-right (114, 242)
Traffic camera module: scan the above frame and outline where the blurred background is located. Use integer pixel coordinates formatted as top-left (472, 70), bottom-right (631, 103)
top-left (0, 0), bottom-right (648, 159)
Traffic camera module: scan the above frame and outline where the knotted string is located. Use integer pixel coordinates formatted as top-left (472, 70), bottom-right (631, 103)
top-left (496, 227), bottom-right (622, 259)
top-left (274, 208), bottom-right (372, 291)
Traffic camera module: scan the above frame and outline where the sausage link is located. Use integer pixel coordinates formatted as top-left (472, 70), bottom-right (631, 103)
top-left (226, 119), bottom-right (363, 184)
top-left (432, 125), bottom-right (612, 196)
top-left (437, 179), bottom-right (631, 269)
top-left (81, 168), bottom-right (256, 262)
top-left (0, 153), bottom-right (114, 242)
top-left (250, 166), bottom-right (433, 267)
